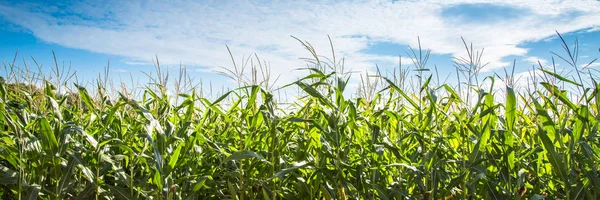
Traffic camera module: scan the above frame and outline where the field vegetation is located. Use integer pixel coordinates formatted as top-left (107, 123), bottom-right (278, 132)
top-left (0, 33), bottom-right (599, 199)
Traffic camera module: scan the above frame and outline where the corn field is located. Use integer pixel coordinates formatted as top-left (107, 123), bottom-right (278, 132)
top-left (1, 34), bottom-right (599, 199)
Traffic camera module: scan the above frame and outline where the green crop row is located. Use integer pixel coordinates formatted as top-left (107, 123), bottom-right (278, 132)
top-left (0, 34), bottom-right (599, 199)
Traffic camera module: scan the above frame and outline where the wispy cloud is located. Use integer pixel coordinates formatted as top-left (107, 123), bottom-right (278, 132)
top-left (524, 56), bottom-right (548, 66)
top-left (123, 60), bottom-right (153, 66)
top-left (112, 68), bottom-right (129, 73)
top-left (1, 0), bottom-right (599, 86)
top-left (582, 62), bottom-right (600, 68)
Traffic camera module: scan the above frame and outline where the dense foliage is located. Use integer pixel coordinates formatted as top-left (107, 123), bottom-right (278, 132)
top-left (1, 35), bottom-right (599, 199)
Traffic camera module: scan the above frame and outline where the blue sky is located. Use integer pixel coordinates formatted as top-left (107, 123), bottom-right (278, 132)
top-left (0, 0), bottom-right (599, 95)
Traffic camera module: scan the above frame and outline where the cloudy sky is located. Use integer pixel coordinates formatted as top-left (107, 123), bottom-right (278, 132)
top-left (1, 0), bottom-right (599, 97)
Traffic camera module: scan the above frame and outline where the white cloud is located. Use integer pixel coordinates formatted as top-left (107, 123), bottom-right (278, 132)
top-left (123, 60), bottom-right (153, 66)
top-left (112, 68), bottom-right (128, 73)
top-left (524, 56), bottom-right (548, 66)
top-left (582, 62), bottom-right (600, 68)
top-left (0, 0), bottom-right (599, 88)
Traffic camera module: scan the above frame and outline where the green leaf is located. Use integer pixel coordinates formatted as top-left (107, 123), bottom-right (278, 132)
top-left (539, 69), bottom-right (582, 86)
top-left (66, 125), bottom-right (98, 149)
top-left (380, 76), bottom-right (419, 109)
top-left (530, 194), bottom-right (547, 200)
top-left (0, 163), bottom-right (18, 185)
top-left (224, 150), bottom-right (265, 163)
top-left (58, 156), bottom-right (78, 197)
top-left (572, 106), bottom-right (589, 144)
top-left (168, 142), bottom-right (184, 170)
top-left (73, 184), bottom-right (95, 199)
top-left (75, 83), bottom-right (96, 110)
top-left (420, 75), bottom-right (432, 93)
top-left (211, 90), bottom-right (233, 106)
top-left (373, 185), bottom-right (390, 200)
top-left (286, 118), bottom-right (313, 123)
top-left (228, 181), bottom-right (238, 200)
top-left (192, 176), bottom-right (212, 191)
top-left (153, 169), bottom-right (163, 189)
top-left (533, 98), bottom-right (569, 186)
top-left (540, 82), bottom-right (577, 110)
top-left (39, 118), bottom-right (59, 152)
top-left (443, 84), bottom-right (462, 102)
top-left (385, 163), bottom-right (420, 172)
top-left (24, 184), bottom-right (40, 200)
top-left (320, 185), bottom-right (333, 200)
top-left (47, 96), bottom-right (63, 120)
top-left (77, 160), bottom-right (96, 183)
top-left (295, 81), bottom-right (334, 108)
top-left (270, 161), bottom-right (310, 180)
top-left (107, 185), bottom-right (136, 200)
top-left (505, 86), bottom-right (516, 131)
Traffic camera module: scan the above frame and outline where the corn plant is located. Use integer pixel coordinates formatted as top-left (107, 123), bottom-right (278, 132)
top-left (0, 33), bottom-right (599, 199)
